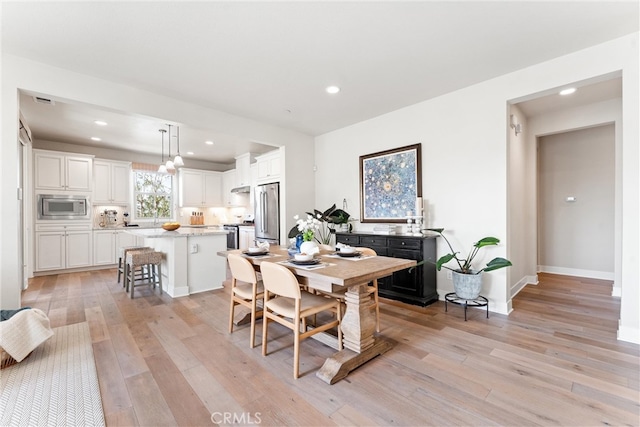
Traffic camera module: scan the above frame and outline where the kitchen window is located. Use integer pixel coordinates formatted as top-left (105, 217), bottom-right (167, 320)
top-left (132, 169), bottom-right (173, 222)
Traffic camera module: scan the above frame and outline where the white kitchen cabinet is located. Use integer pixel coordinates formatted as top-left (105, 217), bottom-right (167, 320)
top-left (93, 229), bottom-right (140, 265)
top-left (222, 169), bottom-right (248, 207)
top-left (35, 224), bottom-right (93, 271)
top-left (235, 153), bottom-right (255, 187)
top-left (222, 169), bottom-right (236, 206)
top-left (179, 168), bottom-right (222, 207)
top-left (34, 149), bottom-right (93, 192)
top-left (93, 230), bottom-right (117, 265)
top-left (239, 226), bottom-right (255, 250)
top-left (66, 231), bottom-right (93, 268)
top-left (35, 231), bottom-right (65, 271)
top-left (93, 159), bottom-right (131, 205)
top-left (255, 150), bottom-right (281, 184)
top-left (203, 172), bottom-right (222, 206)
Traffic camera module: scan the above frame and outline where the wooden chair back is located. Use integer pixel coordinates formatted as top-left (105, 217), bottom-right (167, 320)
top-left (228, 253), bottom-right (258, 285)
top-left (260, 262), bottom-right (301, 300)
top-left (318, 244), bottom-right (334, 254)
top-left (356, 247), bottom-right (377, 257)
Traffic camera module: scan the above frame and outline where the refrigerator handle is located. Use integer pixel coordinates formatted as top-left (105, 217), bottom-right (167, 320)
top-left (258, 190), bottom-right (262, 233)
top-left (262, 191), bottom-right (268, 233)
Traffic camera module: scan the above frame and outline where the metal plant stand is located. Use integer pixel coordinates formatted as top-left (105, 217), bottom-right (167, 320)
top-left (444, 292), bottom-right (489, 321)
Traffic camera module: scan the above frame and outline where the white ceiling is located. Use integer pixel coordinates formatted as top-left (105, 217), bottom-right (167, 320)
top-left (3, 1), bottom-right (638, 164)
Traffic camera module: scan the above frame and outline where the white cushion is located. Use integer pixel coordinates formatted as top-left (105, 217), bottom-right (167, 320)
top-left (266, 292), bottom-right (337, 318)
top-left (233, 281), bottom-right (264, 300)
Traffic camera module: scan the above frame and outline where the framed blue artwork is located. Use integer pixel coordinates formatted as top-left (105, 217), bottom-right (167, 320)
top-left (359, 143), bottom-right (422, 223)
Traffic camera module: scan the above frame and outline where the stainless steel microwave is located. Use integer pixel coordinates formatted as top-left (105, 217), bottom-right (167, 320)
top-left (37, 194), bottom-right (90, 220)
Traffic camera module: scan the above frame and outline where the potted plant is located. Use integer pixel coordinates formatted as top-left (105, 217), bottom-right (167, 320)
top-left (427, 228), bottom-right (512, 299)
top-left (327, 208), bottom-right (352, 232)
top-left (288, 204), bottom-right (351, 245)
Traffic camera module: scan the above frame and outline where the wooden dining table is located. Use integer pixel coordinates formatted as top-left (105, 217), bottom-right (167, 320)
top-left (219, 247), bottom-right (416, 384)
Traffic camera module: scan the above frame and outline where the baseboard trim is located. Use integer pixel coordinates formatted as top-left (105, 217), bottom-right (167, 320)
top-left (617, 321), bottom-right (640, 344)
top-left (537, 265), bottom-right (614, 281)
top-left (510, 275), bottom-right (538, 298)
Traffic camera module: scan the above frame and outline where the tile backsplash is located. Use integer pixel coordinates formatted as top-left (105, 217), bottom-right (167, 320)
top-left (178, 207), bottom-right (248, 225)
top-left (93, 205), bottom-right (128, 228)
top-left (92, 205), bottom-right (251, 227)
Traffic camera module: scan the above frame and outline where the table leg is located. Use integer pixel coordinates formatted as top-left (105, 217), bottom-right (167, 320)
top-left (341, 283), bottom-right (376, 352)
top-left (316, 283), bottom-right (394, 384)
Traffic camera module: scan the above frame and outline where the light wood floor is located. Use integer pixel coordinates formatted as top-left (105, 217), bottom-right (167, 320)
top-left (22, 271), bottom-right (639, 426)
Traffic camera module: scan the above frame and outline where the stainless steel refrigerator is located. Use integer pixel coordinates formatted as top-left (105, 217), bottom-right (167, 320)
top-left (254, 183), bottom-right (280, 245)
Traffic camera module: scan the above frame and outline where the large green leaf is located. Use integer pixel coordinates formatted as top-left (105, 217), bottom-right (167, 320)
top-left (322, 204), bottom-right (337, 218)
top-left (483, 257), bottom-right (513, 272)
top-left (474, 237), bottom-right (500, 248)
top-left (327, 208), bottom-right (350, 224)
top-left (435, 253), bottom-right (457, 271)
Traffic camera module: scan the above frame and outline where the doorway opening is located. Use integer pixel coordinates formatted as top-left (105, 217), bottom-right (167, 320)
top-left (507, 74), bottom-right (622, 305)
top-left (537, 124), bottom-right (615, 279)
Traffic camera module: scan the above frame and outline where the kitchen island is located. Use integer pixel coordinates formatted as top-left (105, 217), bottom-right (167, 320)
top-left (124, 227), bottom-right (228, 297)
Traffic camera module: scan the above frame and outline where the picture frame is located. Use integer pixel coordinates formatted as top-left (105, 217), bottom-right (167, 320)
top-left (359, 143), bottom-right (422, 223)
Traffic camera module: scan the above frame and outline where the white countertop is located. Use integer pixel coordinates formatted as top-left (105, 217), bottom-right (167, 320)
top-left (123, 228), bottom-right (228, 238)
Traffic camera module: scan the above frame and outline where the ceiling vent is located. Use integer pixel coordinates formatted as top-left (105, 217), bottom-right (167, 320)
top-left (33, 96), bottom-right (55, 106)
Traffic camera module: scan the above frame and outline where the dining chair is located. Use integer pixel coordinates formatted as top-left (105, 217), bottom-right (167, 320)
top-left (227, 253), bottom-right (264, 348)
top-left (318, 244), bottom-right (334, 254)
top-left (260, 261), bottom-right (342, 379)
top-left (318, 246), bottom-right (381, 332)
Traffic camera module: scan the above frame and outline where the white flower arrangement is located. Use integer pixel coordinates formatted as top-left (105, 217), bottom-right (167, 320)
top-left (294, 214), bottom-right (322, 241)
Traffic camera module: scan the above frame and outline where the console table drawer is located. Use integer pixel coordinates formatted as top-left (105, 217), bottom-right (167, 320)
top-left (388, 238), bottom-right (421, 250)
top-left (336, 234), bottom-right (360, 245)
top-left (359, 236), bottom-right (387, 246)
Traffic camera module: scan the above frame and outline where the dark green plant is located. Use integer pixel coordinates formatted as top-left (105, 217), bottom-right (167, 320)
top-left (427, 228), bottom-right (512, 274)
top-left (287, 204), bottom-right (352, 243)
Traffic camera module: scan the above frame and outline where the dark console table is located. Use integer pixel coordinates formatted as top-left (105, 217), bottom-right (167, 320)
top-left (335, 232), bottom-right (438, 307)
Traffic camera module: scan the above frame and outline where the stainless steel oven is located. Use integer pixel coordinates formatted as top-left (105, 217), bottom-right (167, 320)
top-left (37, 194), bottom-right (91, 220)
top-left (223, 225), bottom-right (239, 250)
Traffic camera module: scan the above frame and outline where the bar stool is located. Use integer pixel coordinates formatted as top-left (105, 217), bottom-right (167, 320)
top-left (122, 247), bottom-right (157, 293)
top-left (125, 250), bottom-right (163, 298)
top-left (117, 246), bottom-right (151, 285)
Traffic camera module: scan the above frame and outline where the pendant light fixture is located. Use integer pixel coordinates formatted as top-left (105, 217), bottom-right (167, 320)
top-left (165, 124), bottom-right (176, 173)
top-left (173, 125), bottom-right (184, 167)
top-left (158, 129), bottom-right (168, 174)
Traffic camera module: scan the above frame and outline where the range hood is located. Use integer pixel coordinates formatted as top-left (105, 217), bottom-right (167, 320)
top-left (230, 185), bottom-right (250, 194)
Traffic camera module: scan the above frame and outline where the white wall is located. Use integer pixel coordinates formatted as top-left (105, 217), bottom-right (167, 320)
top-left (1, 53), bottom-right (315, 309)
top-left (314, 33), bottom-right (639, 343)
top-left (538, 125), bottom-right (615, 277)
top-left (507, 104), bottom-right (537, 300)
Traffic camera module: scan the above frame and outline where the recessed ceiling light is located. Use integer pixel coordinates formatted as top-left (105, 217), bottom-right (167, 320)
top-left (94, 120), bottom-right (107, 126)
top-left (326, 85), bottom-right (341, 94)
top-left (187, 151), bottom-right (194, 155)
top-left (559, 87), bottom-right (576, 96)
top-left (205, 140), bottom-right (214, 145)
top-left (90, 137), bottom-right (101, 141)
